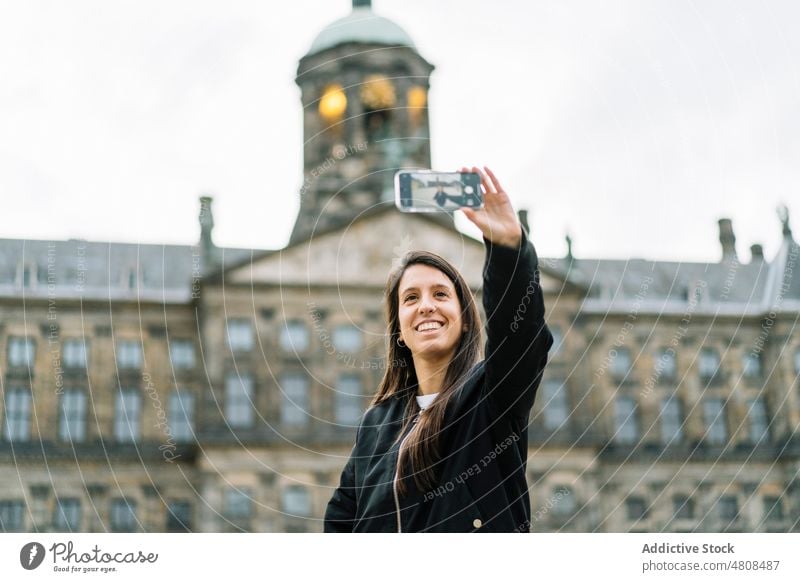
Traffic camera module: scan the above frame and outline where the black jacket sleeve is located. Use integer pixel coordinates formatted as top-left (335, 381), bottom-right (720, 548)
top-left (481, 227), bottom-right (553, 421)
top-left (323, 424), bottom-right (361, 532)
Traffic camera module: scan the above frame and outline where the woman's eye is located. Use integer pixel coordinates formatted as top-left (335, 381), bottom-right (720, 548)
top-left (436, 291), bottom-right (448, 297)
top-left (404, 295), bottom-right (417, 302)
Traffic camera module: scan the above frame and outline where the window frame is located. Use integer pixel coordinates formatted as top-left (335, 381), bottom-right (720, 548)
top-left (58, 388), bottom-right (88, 442)
top-left (225, 373), bottom-right (255, 429)
top-left (334, 373), bottom-right (363, 427)
top-left (2, 387), bottom-right (32, 441)
top-left (280, 373), bottom-right (309, 427)
top-left (613, 395), bottom-right (640, 445)
top-left (8, 336), bottom-right (36, 368)
top-left (113, 387), bottom-right (142, 442)
top-left (226, 319), bottom-right (255, 353)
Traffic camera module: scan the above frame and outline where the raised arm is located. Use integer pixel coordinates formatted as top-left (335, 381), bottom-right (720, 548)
top-left (461, 166), bottom-right (553, 421)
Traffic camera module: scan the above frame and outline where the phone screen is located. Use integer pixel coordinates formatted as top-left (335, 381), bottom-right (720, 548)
top-left (395, 171), bottom-right (483, 212)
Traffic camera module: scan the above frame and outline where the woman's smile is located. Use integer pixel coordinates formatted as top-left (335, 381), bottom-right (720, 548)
top-left (398, 264), bottom-right (463, 358)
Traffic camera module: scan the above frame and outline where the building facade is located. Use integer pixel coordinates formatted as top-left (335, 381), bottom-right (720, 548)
top-left (1, 1), bottom-right (798, 533)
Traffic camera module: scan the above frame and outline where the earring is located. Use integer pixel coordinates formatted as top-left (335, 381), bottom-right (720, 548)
top-left (397, 336), bottom-right (406, 347)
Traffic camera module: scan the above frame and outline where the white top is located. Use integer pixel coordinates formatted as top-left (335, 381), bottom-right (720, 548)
top-left (415, 392), bottom-right (439, 410)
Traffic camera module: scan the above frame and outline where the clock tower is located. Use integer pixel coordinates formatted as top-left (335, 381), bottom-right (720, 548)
top-left (291, 0), bottom-right (437, 243)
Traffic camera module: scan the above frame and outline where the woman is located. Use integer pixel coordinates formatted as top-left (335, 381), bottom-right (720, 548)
top-left (324, 166), bottom-right (553, 532)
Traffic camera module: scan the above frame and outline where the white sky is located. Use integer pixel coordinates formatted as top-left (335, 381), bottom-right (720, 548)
top-left (0, 0), bottom-right (797, 263)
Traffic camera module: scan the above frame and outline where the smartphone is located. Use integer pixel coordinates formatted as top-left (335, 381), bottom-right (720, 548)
top-left (394, 170), bottom-right (483, 212)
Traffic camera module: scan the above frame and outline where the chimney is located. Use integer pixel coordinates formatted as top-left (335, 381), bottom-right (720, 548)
top-left (199, 196), bottom-right (220, 274)
top-left (718, 218), bottom-right (737, 262)
top-left (750, 244), bottom-right (764, 263)
top-left (778, 204), bottom-right (792, 239)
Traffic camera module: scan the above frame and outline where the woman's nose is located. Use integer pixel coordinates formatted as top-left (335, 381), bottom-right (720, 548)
top-left (418, 296), bottom-right (437, 313)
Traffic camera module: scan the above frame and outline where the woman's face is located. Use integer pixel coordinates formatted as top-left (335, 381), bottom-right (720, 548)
top-left (397, 264), bottom-right (464, 361)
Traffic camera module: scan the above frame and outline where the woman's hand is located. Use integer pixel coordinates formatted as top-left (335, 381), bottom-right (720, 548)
top-left (459, 166), bottom-right (523, 249)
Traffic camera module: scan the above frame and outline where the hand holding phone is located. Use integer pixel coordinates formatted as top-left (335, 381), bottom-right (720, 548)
top-left (394, 170), bottom-right (483, 213)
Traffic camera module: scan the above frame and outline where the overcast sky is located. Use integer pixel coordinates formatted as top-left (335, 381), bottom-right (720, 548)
top-left (1, 0), bottom-right (797, 263)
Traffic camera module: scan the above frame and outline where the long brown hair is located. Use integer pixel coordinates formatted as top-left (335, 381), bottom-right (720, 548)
top-left (371, 251), bottom-right (483, 496)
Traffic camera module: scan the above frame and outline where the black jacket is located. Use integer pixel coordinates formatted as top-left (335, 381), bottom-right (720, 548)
top-left (324, 229), bottom-right (553, 532)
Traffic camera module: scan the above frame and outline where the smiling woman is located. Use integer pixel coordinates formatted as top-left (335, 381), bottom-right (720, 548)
top-left (324, 167), bottom-right (555, 532)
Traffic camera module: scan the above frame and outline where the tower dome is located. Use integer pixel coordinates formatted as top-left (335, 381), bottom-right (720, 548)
top-left (307, 1), bottom-right (415, 55)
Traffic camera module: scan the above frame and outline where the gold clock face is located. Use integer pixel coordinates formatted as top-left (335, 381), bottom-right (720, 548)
top-left (319, 84), bottom-right (347, 121)
top-left (360, 75), bottom-right (396, 110)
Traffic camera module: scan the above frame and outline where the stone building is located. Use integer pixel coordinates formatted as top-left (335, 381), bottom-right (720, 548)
top-left (1, 0), bottom-right (798, 533)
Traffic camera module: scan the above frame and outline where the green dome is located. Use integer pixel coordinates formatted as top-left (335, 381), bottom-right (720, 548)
top-left (308, 6), bottom-right (416, 55)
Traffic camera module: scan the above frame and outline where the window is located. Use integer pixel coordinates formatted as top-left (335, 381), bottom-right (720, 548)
top-left (8, 337), bottom-right (35, 367)
top-left (114, 388), bottom-right (141, 442)
top-left (703, 398), bottom-right (727, 444)
top-left (762, 496), bottom-right (784, 522)
top-left (335, 374), bottom-right (363, 426)
top-left (116, 340), bottom-right (142, 369)
top-left (127, 269), bottom-right (138, 290)
top-left (110, 498), bottom-right (137, 532)
top-left (59, 389), bottom-right (87, 442)
top-left (699, 348), bottom-right (720, 380)
top-left (280, 320), bottom-right (309, 352)
top-left (225, 373), bottom-right (255, 428)
top-left (2, 388), bottom-right (31, 441)
top-left (655, 348), bottom-right (677, 380)
top-left (169, 340), bottom-right (196, 370)
top-left (224, 487), bottom-right (252, 520)
top-left (282, 485), bottom-right (312, 517)
top-left (747, 397), bottom-right (770, 444)
top-left (551, 486), bottom-right (576, 518)
top-left (21, 264), bottom-right (33, 288)
top-left (625, 496), bottom-right (647, 521)
top-left (742, 352), bottom-right (762, 378)
top-left (541, 379), bottom-right (569, 430)
top-left (54, 498), bottom-right (81, 531)
top-left (281, 373), bottom-right (309, 427)
top-left (0, 500), bottom-right (25, 532)
top-left (333, 324), bottom-right (362, 353)
top-left (62, 339), bottom-right (88, 369)
top-left (168, 390), bottom-right (195, 442)
top-left (611, 347), bottom-right (632, 379)
top-left (166, 500), bottom-right (192, 532)
top-left (613, 396), bottom-right (639, 444)
top-left (659, 397), bottom-right (683, 444)
top-left (717, 496), bottom-right (738, 521)
top-left (226, 319), bottom-right (254, 352)
top-left (672, 495), bottom-right (695, 520)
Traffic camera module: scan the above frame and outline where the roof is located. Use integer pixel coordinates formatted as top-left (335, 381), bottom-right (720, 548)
top-left (307, 6), bottom-right (416, 55)
top-left (0, 238), bottom-right (252, 304)
top-left (543, 235), bottom-right (799, 316)
top-left (1, 223), bottom-right (797, 316)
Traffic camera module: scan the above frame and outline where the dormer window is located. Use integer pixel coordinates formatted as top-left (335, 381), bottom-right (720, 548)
top-left (19, 263), bottom-right (34, 288)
